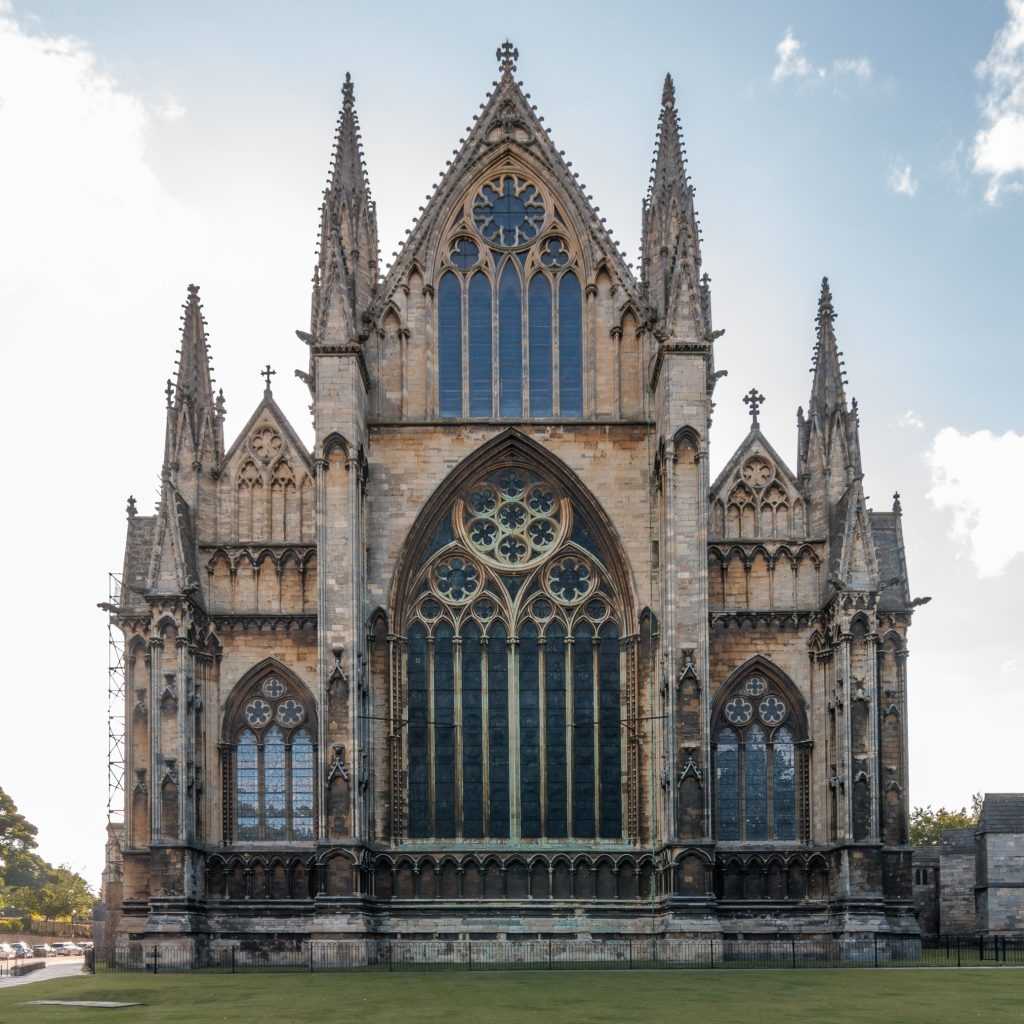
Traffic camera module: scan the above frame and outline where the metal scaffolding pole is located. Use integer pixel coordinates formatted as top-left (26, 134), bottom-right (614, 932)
top-left (106, 572), bottom-right (126, 824)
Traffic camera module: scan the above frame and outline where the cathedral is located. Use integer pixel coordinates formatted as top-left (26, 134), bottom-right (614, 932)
top-left (109, 43), bottom-right (921, 949)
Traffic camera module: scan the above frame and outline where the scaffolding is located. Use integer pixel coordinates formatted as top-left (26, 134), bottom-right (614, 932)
top-left (105, 573), bottom-right (126, 823)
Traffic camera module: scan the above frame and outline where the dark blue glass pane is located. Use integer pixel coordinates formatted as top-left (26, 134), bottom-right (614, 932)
top-left (716, 728), bottom-right (739, 841)
top-left (290, 729), bottom-right (314, 840)
top-left (498, 263), bottom-right (522, 417)
top-left (263, 726), bottom-right (287, 840)
top-left (772, 726), bottom-right (797, 841)
top-left (519, 622), bottom-right (541, 838)
top-left (598, 622), bottom-right (621, 838)
top-left (558, 272), bottom-right (583, 417)
top-left (746, 725), bottom-right (768, 841)
top-left (528, 274), bottom-right (552, 416)
top-left (236, 729), bottom-right (259, 840)
top-left (572, 622), bottom-right (595, 838)
top-left (544, 622), bottom-right (567, 838)
top-left (434, 622), bottom-right (456, 837)
top-left (461, 622), bottom-right (484, 838)
top-left (450, 237), bottom-right (479, 270)
top-left (438, 272), bottom-right (462, 418)
top-left (487, 623), bottom-right (510, 838)
top-left (407, 623), bottom-right (430, 837)
top-left (468, 272), bottom-right (492, 417)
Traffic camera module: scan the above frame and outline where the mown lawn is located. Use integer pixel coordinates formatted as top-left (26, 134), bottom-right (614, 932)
top-left (2, 966), bottom-right (1022, 1023)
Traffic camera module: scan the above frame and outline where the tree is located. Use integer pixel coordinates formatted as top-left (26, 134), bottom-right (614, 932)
top-left (909, 793), bottom-right (984, 847)
top-left (34, 865), bottom-right (96, 923)
top-left (0, 785), bottom-right (38, 873)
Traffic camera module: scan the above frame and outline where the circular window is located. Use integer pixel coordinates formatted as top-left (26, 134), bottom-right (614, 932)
top-left (449, 237), bottom-right (480, 270)
top-left (472, 176), bottom-right (545, 248)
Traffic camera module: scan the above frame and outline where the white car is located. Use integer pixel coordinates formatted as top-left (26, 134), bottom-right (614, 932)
top-left (11, 942), bottom-right (33, 958)
top-left (51, 942), bottom-right (83, 957)
top-left (0, 942), bottom-right (14, 960)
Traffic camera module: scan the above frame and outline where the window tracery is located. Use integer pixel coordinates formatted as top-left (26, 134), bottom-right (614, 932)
top-left (224, 670), bottom-right (317, 843)
top-left (713, 669), bottom-right (808, 843)
top-left (402, 463), bottom-right (624, 842)
top-left (437, 174), bottom-right (584, 419)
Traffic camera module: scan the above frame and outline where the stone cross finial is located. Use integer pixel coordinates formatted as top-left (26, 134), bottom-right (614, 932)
top-left (165, 378), bottom-right (175, 408)
top-left (261, 364), bottom-right (276, 392)
top-left (496, 40), bottom-right (518, 75)
top-left (126, 495), bottom-right (137, 519)
top-left (892, 491), bottom-right (902, 515)
top-left (742, 387), bottom-right (765, 428)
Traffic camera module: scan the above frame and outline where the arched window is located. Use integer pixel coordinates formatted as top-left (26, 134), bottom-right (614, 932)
top-left (435, 176), bottom-right (584, 420)
top-left (224, 668), bottom-right (318, 843)
top-left (713, 668), bottom-right (807, 842)
top-left (398, 461), bottom-right (626, 840)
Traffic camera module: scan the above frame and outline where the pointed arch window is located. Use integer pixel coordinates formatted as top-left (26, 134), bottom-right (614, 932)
top-left (713, 671), bottom-right (808, 842)
top-left (399, 463), bottom-right (626, 841)
top-left (435, 178), bottom-right (585, 420)
top-left (224, 671), bottom-right (318, 843)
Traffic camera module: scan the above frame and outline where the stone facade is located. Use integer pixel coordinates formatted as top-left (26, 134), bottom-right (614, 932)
top-left (107, 45), bottom-right (922, 949)
top-left (911, 795), bottom-right (1024, 936)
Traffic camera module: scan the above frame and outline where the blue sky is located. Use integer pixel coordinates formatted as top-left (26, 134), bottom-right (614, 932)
top-left (1, 1), bottom-right (1022, 885)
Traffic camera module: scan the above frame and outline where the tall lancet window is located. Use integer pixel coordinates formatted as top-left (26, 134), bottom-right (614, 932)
top-left (712, 669), bottom-right (808, 843)
top-left (399, 462), bottom-right (627, 841)
top-left (223, 670), bottom-right (318, 843)
top-left (435, 175), bottom-right (584, 419)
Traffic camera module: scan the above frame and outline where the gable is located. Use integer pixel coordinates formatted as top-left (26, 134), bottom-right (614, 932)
top-left (710, 430), bottom-right (807, 541)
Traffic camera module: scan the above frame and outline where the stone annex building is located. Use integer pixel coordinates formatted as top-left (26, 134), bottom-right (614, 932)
top-left (108, 45), bottom-right (924, 949)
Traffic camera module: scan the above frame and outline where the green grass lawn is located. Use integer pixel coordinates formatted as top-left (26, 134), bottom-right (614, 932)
top-left (2, 967), bottom-right (1022, 1024)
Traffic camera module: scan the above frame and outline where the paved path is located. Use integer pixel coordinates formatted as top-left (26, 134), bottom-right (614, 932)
top-left (0, 957), bottom-right (86, 988)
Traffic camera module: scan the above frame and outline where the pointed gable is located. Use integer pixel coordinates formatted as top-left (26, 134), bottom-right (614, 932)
top-left (710, 427), bottom-right (807, 542)
top-left (375, 45), bottom-right (639, 313)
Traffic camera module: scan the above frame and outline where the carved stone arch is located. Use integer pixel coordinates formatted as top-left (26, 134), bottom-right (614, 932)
top-left (713, 655), bottom-right (808, 737)
top-left (388, 428), bottom-right (638, 631)
top-left (220, 658), bottom-right (317, 743)
top-left (320, 431), bottom-right (351, 461)
top-left (672, 425), bottom-right (701, 457)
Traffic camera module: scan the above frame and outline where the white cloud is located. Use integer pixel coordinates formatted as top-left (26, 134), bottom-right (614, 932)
top-left (973, 0), bottom-right (1024, 203)
top-left (772, 29), bottom-right (873, 84)
top-left (898, 410), bottom-right (924, 429)
top-left (888, 162), bottom-right (919, 197)
top-left (926, 427), bottom-right (1024, 577)
top-left (156, 95), bottom-right (186, 121)
top-left (1001, 658), bottom-right (1019, 675)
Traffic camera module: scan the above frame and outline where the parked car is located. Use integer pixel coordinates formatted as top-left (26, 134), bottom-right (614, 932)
top-left (51, 942), bottom-right (83, 956)
top-left (32, 944), bottom-right (55, 958)
top-left (11, 942), bottom-right (33, 958)
top-left (0, 943), bottom-right (14, 960)
top-left (79, 941), bottom-right (94, 951)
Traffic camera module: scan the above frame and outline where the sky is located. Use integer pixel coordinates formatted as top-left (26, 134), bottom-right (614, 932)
top-left (1, 1), bottom-right (1022, 888)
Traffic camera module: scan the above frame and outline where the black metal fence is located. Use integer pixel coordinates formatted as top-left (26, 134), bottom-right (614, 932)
top-left (88, 935), bottom-right (1024, 975)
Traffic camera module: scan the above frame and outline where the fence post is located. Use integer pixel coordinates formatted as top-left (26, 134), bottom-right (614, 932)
top-left (231, 947), bottom-right (236, 974)
top-left (873, 934), bottom-right (879, 969)
top-left (548, 938), bottom-right (553, 971)
top-left (468, 941), bottom-right (473, 971)
top-left (388, 942), bottom-right (393, 972)
top-left (629, 940), bottom-right (633, 971)
top-left (309, 943), bottom-right (313, 973)
top-left (956, 937), bottom-right (961, 968)
top-left (791, 937), bottom-right (797, 970)
top-left (979, 935), bottom-right (984, 963)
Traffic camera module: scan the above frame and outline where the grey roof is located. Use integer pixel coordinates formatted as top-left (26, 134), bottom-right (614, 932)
top-left (939, 828), bottom-right (976, 852)
top-left (871, 510), bottom-right (909, 610)
top-left (978, 793), bottom-right (1024, 834)
top-left (120, 515), bottom-right (156, 613)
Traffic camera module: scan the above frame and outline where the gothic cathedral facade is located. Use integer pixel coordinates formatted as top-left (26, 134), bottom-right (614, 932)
top-left (111, 46), bottom-right (919, 946)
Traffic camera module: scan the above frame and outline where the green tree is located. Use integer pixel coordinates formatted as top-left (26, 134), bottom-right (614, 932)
top-left (0, 785), bottom-right (38, 873)
top-left (909, 793), bottom-right (984, 847)
top-left (34, 865), bottom-right (96, 923)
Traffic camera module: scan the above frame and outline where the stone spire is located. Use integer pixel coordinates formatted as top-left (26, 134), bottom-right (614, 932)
top-left (313, 72), bottom-right (379, 346)
top-left (641, 73), bottom-right (708, 343)
top-left (164, 283), bottom-right (223, 477)
top-left (809, 277), bottom-right (847, 418)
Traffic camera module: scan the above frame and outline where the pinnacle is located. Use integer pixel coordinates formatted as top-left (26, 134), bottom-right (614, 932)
top-left (815, 276), bottom-right (836, 334)
top-left (662, 73), bottom-right (675, 109)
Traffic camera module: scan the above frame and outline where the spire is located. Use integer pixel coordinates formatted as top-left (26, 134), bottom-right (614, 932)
top-left (313, 72), bottom-right (379, 346)
top-left (163, 283), bottom-right (224, 481)
top-left (641, 72), bottom-right (708, 343)
top-left (809, 276), bottom-right (846, 416)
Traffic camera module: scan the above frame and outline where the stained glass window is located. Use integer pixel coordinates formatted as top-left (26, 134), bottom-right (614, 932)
top-left (715, 681), bottom-right (804, 842)
top-left (438, 272), bottom-right (462, 418)
top-left (468, 272), bottom-right (492, 417)
top-left (499, 263), bottom-right (523, 417)
top-left (716, 727), bottom-right (740, 841)
top-left (528, 274), bottom-right (552, 416)
top-left (231, 681), bottom-right (317, 843)
top-left (558, 272), bottom-right (583, 417)
top-left (402, 465), bottom-right (623, 842)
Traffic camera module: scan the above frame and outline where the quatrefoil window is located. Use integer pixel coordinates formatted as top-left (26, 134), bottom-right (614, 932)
top-left (472, 176), bottom-right (545, 248)
top-left (261, 677), bottom-right (286, 700)
top-left (547, 557), bottom-right (594, 603)
top-left (450, 237), bottom-right (479, 270)
top-left (744, 676), bottom-right (767, 697)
